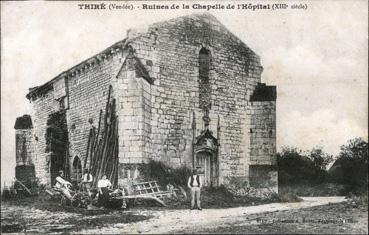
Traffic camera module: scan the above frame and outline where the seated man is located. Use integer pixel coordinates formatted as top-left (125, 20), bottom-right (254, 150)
top-left (54, 170), bottom-right (73, 200)
top-left (97, 174), bottom-right (112, 207)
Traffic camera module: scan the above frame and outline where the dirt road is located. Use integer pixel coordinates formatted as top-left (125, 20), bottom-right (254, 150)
top-left (77, 197), bottom-right (347, 234)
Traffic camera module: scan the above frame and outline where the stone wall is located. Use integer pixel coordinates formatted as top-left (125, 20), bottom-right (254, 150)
top-left (14, 115), bottom-right (36, 183)
top-left (115, 50), bottom-right (154, 182)
top-left (66, 53), bottom-right (122, 167)
top-left (125, 13), bottom-right (268, 185)
top-left (25, 13), bottom-right (277, 189)
top-left (29, 87), bottom-right (59, 185)
top-left (249, 101), bottom-right (276, 165)
top-left (15, 130), bottom-right (34, 166)
top-left (28, 50), bottom-right (123, 184)
top-left (248, 100), bottom-right (277, 192)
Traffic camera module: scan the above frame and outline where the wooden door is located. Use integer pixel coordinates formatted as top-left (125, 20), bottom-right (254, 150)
top-left (196, 152), bottom-right (212, 186)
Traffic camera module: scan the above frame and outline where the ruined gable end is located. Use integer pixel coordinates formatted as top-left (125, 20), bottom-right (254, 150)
top-left (16, 13), bottom-right (278, 198)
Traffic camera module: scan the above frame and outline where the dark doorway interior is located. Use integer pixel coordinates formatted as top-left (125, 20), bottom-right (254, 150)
top-left (45, 110), bottom-right (69, 185)
top-left (71, 156), bottom-right (82, 185)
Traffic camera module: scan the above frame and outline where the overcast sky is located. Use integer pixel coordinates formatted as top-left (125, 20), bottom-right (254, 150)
top-left (1, 1), bottom-right (368, 185)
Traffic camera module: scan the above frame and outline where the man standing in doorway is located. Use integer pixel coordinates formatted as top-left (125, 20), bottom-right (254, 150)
top-left (187, 168), bottom-right (202, 210)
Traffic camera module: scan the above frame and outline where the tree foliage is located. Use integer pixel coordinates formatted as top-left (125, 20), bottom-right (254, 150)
top-left (310, 147), bottom-right (334, 170)
top-left (329, 138), bottom-right (368, 194)
top-left (277, 138), bottom-right (368, 195)
top-left (338, 138), bottom-right (368, 162)
top-left (277, 146), bottom-right (333, 185)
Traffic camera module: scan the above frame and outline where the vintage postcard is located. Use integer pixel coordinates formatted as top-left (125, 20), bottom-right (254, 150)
top-left (1, 0), bottom-right (368, 234)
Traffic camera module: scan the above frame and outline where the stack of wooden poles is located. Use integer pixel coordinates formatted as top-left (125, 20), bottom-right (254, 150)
top-left (84, 85), bottom-right (119, 188)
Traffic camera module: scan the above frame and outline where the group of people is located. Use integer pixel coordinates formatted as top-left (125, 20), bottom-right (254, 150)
top-left (54, 168), bottom-right (204, 210)
top-left (53, 169), bottom-right (113, 208)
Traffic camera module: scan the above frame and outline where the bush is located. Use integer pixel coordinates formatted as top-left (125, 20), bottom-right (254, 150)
top-left (345, 194), bottom-right (368, 208)
top-left (279, 184), bottom-right (345, 197)
top-left (148, 160), bottom-right (192, 187)
top-left (1, 188), bottom-right (16, 200)
top-left (277, 193), bottom-right (303, 203)
top-left (277, 147), bottom-right (332, 186)
top-left (278, 138), bottom-right (368, 196)
top-left (328, 138), bottom-right (368, 195)
top-left (148, 160), bottom-right (169, 185)
top-left (169, 166), bottom-right (192, 187)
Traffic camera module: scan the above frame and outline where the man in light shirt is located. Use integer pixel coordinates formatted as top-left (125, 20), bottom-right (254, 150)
top-left (54, 170), bottom-right (73, 200)
top-left (81, 169), bottom-right (93, 197)
top-left (187, 168), bottom-right (202, 210)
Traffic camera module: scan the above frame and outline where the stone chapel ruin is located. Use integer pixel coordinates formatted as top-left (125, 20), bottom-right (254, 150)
top-left (15, 13), bottom-right (278, 195)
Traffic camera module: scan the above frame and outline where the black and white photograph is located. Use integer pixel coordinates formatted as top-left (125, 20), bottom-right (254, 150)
top-left (1, 0), bottom-right (368, 234)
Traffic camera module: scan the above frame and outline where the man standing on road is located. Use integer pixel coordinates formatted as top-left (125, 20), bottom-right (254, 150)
top-left (187, 168), bottom-right (202, 210)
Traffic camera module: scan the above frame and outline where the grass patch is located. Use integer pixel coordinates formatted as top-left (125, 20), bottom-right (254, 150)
top-left (279, 183), bottom-right (346, 197)
top-left (1, 208), bottom-right (150, 234)
top-left (164, 185), bottom-right (280, 209)
top-left (276, 193), bottom-right (303, 203)
top-left (1, 193), bottom-right (152, 233)
top-left (345, 194), bottom-right (368, 208)
top-left (2, 191), bottom-right (123, 215)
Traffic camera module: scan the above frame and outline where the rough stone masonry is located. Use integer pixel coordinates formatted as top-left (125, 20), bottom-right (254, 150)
top-left (15, 13), bottom-right (277, 195)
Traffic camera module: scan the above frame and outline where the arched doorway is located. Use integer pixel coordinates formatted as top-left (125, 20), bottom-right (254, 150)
top-left (192, 109), bottom-right (220, 187)
top-left (46, 110), bottom-right (69, 185)
top-left (194, 128), bottom-right (219, 187)
top-left (71, 156), bottom-right (82, 185)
